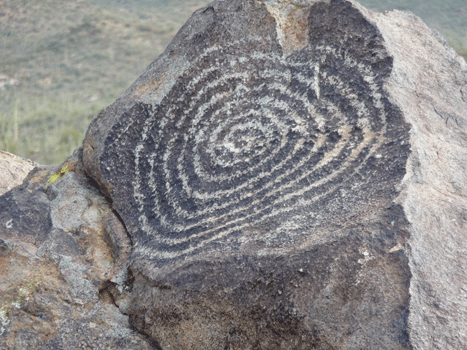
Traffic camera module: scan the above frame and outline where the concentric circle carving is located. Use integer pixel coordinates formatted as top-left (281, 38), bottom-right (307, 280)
top-left (101, 16), bottom-right (409, 264)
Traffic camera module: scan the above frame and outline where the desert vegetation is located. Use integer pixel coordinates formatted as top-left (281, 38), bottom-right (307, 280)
top-left (0, 0), bottom-right (211, 164)
top-left (0, 0), bottom-right (465, 164)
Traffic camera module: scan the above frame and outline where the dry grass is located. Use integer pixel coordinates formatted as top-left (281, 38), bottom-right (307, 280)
top-left (0, 0), bottom-right (210, 164)
top-left (0, 0), bottom-right (465, 164)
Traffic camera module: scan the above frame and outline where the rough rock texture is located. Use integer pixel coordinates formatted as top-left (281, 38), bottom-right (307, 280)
top-left (2, 0), bottom-right (466, 349)
top-left (0, 151), bottom-right (36, 196)
top-left (373, 10), bottom-right (467, 350)
top-left (0, 150), bottom-right (154, 349)
top-left (80, 0), bottom-right (467, 349)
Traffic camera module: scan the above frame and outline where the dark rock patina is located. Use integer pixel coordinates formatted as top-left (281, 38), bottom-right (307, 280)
top-left (83, 0), bottom-right (417, 348)
top-left (85, 0), bottom-right (410, 270)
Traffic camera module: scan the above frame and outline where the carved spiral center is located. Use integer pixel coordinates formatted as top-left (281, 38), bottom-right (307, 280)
top-left (102, 33), bottom-right (408, 264)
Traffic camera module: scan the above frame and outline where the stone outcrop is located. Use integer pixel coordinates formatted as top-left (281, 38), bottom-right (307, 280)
top-left (1, 0), bottom-right (467, 349)
top-left (0, 149), bottom-right (154, 349)
top-left (81, 0), bottom-right (467, 349)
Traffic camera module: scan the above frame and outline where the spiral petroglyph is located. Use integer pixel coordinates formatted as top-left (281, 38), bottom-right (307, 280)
top-left (94, 1), bottom-right (410, 266)
top-left (76, 1), bottom-right (467, 347)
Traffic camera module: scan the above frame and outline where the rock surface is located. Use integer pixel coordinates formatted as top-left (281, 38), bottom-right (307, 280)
top-left (81, 0), bottom-right (467, 349)
top-left (376, 11), bottom-right (467, 350)
top-left (1, 0), bottom-right (467, 349)
top-left (0, 151), bottom-right (36, 196)
top-left (0, 150), bottom-right (154, 349)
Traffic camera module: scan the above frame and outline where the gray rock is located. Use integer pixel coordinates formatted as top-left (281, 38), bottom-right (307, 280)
top-left (0, 151), bottom-right (36, 196)
top-left (0, 153), bottom-right (154, 349)
top-left (1, 0), bottom-right (466, 349)
top-left (82, 0), bottom-right (467, 348)
top-left (373, 9), bottom-right (467, 350)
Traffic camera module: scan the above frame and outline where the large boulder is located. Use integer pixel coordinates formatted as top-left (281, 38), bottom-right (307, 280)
top-left (0, 0), bottom-right (466, 349)
top-left (81, 0), bottom-right (467, 349)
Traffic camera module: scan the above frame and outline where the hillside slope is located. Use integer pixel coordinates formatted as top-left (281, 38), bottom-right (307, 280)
top-left (0, 0), bottom-right (465, 164)
top-left (0, 0), bottom-right (210, 164)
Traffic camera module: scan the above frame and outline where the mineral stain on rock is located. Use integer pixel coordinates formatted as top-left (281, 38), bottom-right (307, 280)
top-left (0, 152), bottom-right (153, 349)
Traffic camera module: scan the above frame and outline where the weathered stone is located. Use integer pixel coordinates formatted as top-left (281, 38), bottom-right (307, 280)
top-left (374, 11), bottom-right (467, 350)
top-left (0, 151), bottom-right (36, 196)
top-left (1, 0), bottom-right (465, 348)
top-left (84, 0), bottom-right (410, 264)
top-left (0, 155), bottom-right (153, 349)
top-left (80, 0), bottom-right (467, 349)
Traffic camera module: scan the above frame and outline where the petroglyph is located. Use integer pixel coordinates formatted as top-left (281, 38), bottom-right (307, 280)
top-left (86, 1), bottom-right (410, 268)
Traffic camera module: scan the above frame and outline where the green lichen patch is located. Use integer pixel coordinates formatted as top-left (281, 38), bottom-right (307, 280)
top-left (46, 165), bottom-right (70, 187)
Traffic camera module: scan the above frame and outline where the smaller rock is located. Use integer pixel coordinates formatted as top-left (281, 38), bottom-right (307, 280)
top-left (0, 155), bottom-right (152, 349)
top-left (0, 150), bottom-right (36, 196)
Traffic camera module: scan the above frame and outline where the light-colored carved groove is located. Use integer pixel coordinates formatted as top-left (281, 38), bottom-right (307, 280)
top-left (101, 34), bottom-right (408, 264)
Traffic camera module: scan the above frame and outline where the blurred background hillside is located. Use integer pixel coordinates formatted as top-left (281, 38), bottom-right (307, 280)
top-left (1, 0), bottom-right (466, 165)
